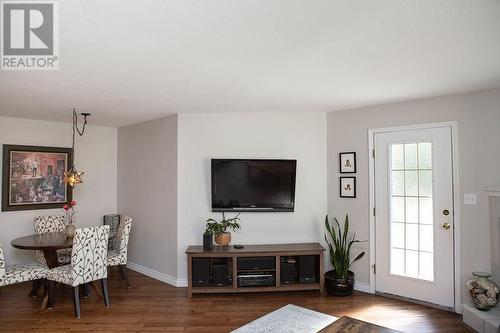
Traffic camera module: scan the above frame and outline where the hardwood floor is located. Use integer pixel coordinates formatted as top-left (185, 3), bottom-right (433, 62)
top-left (0, 268), bottom-right (470, 332)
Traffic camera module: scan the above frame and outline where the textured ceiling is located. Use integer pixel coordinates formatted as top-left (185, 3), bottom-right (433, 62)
top-left (1, 0), bottom-right (499, 127)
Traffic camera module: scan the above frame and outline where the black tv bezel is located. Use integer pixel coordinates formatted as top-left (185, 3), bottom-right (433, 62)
top-left (211, 158), bottom-right (297, 212)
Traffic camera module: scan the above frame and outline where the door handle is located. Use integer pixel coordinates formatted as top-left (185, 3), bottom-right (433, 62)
top-left (442, 223), bottom-right (451, 230)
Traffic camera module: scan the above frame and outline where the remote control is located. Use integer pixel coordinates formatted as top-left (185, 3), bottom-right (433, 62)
top-left (234, 244), bottom-right (244, 249)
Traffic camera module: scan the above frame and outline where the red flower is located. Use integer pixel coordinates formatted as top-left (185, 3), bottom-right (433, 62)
top-left (63, 204), bottom-right (69, 211)
top-left (71, 200), bottom-right (76, 206)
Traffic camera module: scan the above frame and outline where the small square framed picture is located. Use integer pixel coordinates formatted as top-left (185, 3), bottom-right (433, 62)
top-left (340, 177), bottom-right (356, 198)
top-left (339, 152), bottom-right (356, 173)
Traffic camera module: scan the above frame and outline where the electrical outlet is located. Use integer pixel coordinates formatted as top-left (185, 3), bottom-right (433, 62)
top-left (464, 194), bottom-right (477, 205)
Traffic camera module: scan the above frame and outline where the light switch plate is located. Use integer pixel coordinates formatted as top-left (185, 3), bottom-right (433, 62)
top-left (464, 194), bottom-right (477, 205)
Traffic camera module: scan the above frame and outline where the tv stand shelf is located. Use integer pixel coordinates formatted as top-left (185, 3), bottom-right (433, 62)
top-left (186, 242), bottom-right (325, 297)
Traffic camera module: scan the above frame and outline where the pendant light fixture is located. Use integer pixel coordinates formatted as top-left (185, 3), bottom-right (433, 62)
top-left (64, 109), bottom-right (90, 188)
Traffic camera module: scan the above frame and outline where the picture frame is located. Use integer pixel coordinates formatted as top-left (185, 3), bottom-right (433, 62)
top-left (340, 177), bottom-right (356, 198)
top-left (2, 144), bottom-right (73, 212)
top-left (339, 152), bottom-right (356, 173)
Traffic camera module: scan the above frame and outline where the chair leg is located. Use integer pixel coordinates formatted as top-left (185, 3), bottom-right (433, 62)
top-left (48, 280), bottom-right (56, 309)
top-left (29, 279), bottom-right (40, 297)
top-left (119, 264), bottom-right (130, 288)
top-left (73, 286), bottom-right (81, 318)
top-left (101, 278), bottom-right (110, 308)
top-left (82, 283), bottom-right (90, 298)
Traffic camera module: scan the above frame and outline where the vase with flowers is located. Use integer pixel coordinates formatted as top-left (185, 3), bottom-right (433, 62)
top-left (63, 200), bottom-right (77, 238)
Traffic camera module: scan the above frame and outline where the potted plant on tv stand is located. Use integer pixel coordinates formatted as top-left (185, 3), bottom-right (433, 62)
top-left (324, 214), bottom-right (365, 296)
top-left (206, 213), bottom-right (241, 247)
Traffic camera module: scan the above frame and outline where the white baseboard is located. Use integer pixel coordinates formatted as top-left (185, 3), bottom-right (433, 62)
top-left (126, 261), bottom-right (187, 287)
top-left (354, 281), bottom-right (371, 293)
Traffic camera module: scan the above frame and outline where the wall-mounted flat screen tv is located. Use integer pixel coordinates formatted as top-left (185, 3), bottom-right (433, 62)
top-left (211, 159), bottom-right (297, 212)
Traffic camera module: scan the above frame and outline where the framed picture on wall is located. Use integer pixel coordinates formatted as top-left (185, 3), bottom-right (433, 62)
top-left (2, 145), bottom-right (73, 211)
top-left (340, 177), bottom-right (356, 198)
top-left (339, 152), bottom-right (356, 173)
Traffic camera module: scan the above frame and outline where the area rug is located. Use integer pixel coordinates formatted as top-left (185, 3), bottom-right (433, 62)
top-left (231, 304), bottom-right (338, 333)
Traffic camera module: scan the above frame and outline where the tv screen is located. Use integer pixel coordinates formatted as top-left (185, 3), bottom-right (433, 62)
top-left (211, 159), bottom-right (297, 212)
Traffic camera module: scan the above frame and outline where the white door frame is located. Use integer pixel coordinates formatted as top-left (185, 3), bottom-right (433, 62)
top-left (368, 121), bottom-right (461, 313)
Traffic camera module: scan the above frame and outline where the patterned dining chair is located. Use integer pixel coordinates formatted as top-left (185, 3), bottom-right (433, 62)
top-left (107, 216), bottom-right (132, 287)
top-left (47, 226), bottom-right (110, 318)
top-left (103, 214), bottom-right (121, 252)
top-left (0, 243), bottom-right (48, 288)
top-left (34, 215), bottom-right (71, 264)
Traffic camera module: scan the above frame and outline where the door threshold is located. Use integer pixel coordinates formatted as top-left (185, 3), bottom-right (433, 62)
top-left (375, 291), bottom-right (455, 313)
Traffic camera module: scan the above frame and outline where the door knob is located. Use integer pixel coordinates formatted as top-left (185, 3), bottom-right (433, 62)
top-left (442, 223), bottom-right (451, 230)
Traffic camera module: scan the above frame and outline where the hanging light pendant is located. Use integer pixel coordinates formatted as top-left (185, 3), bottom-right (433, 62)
top-left (64, 167), bottom-right (84, 188)
top-left (64, 109), bottom-right (90, 188)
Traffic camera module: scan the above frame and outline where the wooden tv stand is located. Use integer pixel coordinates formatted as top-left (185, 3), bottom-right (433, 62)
top-left (185, 242), bottom-right (325, 297)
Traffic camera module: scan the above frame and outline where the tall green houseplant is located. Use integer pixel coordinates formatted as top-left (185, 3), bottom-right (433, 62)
top-left (324, 214), bottom-right (365, 295)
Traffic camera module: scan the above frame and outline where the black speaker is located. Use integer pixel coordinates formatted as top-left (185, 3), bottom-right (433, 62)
top-left (298, 255), bottom-right (316, 284)
top-left (280, 261), bottom-right (297, 284)
top-left (192, 258), bottom-right (210, 287)
top-left (212, 263), bottom-right (229, 286)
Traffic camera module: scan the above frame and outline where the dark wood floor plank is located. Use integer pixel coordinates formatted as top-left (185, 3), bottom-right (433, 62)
top-left (0, 267), bottom-right (469, 332)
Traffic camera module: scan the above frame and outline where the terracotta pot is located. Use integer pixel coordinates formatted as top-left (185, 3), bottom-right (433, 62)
top-left (214, 232), bottom-right (231, 246)
top-left (325, 270), bottom-right (354, 296)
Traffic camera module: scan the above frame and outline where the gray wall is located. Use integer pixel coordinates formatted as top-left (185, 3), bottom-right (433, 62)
top-left (327, 88), bottom-right (500, 304)
top-left (117, 115), bottom-right (178, 279)
top-left (177, 112), bottom-right (327, 282)
top-left (0, 116), bottom-right (117, 264)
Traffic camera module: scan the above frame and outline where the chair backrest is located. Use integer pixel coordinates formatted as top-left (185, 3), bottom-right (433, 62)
top-left (34, 215), bottom-right (67, 263)
top-left (34, 215), bottom-right (67, 234)
top-left (116, 216), bottom-right (132, 259)
top-left (0, 243), bottom-right (5, 278)
top-left (71, 226), bottom-right (110, 285)
top-left (103, 214), bottom-right (121, 251)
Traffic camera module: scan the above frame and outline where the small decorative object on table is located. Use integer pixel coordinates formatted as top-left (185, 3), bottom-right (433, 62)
top-left (324, 214), bottom-right (365, 296)
top-left (203, 232), bottom-right (213, 249)
top-left (205, 213), bottom-right (241, 247)
top-left (63, 200), bottom-right (77, 238)
top-left (466, 271), bottom-right (499, 311)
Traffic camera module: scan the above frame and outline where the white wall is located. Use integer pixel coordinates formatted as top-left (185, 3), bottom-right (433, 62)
top-left (177, 112), bottom-right (327, 282)
top-left (0, 116), bottom-right (117, 264)
top-left (117, 115), bottom-right (178, 280)
top-left (327, 88), bottom-right (500, 304)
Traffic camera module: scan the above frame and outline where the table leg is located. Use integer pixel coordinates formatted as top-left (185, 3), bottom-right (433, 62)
top-left (29, 279), bottom-right (41, 298)
top-left (42, 249), bottom-right (60, 269)
top-left (91, 281), bottom-right (104, 298)
top-left (41, 294), bottom-right (49, 311)
top-left (41, 250), bottom-right (60, 310)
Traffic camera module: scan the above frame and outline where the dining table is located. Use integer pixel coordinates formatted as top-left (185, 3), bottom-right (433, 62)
top-left (11, 231), bottom-right (73, 309)
top-left (11, 231), bottom-right (73, 269)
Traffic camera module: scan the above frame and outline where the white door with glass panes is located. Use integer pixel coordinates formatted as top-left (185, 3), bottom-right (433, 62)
top-left (374, 126), bottom-right (454, 307)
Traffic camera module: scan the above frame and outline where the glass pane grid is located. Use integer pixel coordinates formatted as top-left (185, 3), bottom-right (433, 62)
top-left (390, 142), bottom-right (434, 281)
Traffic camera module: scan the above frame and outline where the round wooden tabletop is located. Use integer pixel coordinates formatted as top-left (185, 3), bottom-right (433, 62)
top-left (11, 232), bottom-right (73, 251)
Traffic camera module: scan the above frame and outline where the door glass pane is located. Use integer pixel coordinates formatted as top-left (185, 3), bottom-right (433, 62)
top-left (391, 197), bottom-right (405, 222)
top-left (389, 142), bottom-right (434, 281)
top-left (392, 145), bottom-right (405, 170)
top-left (392, 171), bottom-right (405, 196)
top-left (418, 142), bottom-right (432, 169)
top-left (404, 144), bottom-right (418, 169)
top-left (391, 222), bottom-right (405, 248)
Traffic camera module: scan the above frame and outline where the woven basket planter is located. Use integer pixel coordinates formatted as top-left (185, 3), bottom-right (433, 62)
top-left (214, 232), bottom-right (231, 246)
